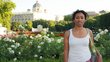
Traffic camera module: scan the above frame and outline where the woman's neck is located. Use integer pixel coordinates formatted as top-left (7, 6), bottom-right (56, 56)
top-left (73, 26), bottom-right (84, 31)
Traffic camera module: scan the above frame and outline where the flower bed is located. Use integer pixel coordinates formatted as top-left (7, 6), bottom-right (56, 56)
top-left (0, 30), bottom-right (64, 61)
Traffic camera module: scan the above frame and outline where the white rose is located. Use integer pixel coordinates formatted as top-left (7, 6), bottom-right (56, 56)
top-left (38, 45), bottom-right (41, 48)
top-left (99, 31), bottom-right (105, 35)
top-left (96, 33), bottom-right (100, 39)
top-left (40, 42), bottom-right (44, 44)
top-left (11, 45), bottom-right (15, 48)
top-left (18, 52), bottom-right (21, 55)
top-left (57, 39), bottom-right (62, 43)
top-left (9, 50), bottom-right (14, 54)
top-left (40, 56), bottom-right (43, 59)
top-left (48, 38), bottom-right (52, 43)
top-left (104, 29), bottom-right (108, 33)
top-left (34, 54), bottom-right (38, 57)
top-left (98, 29), bottom-right (102, 32)
top-left (13, 58), bottom-right (17, 61)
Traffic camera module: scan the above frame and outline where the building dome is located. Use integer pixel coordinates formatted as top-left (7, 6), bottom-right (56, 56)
top-left (32, 1), bottom-right (43, 12)
top-left (33, 1), bottom-right (41, 8)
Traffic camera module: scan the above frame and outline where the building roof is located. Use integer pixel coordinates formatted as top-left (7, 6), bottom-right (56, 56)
top-left (87, 11), bottom-right (99, 16)
top-left (33, 1), bottom-right (41, 8)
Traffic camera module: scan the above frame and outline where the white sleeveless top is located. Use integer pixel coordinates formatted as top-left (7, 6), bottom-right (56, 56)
top-left (68, 29), bottom-right (91, 62)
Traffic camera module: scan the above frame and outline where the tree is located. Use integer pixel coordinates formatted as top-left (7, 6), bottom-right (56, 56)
top-left (0, 0), bottom-right (16, 30)
top-left (64, 14), bottom-right (72, 21)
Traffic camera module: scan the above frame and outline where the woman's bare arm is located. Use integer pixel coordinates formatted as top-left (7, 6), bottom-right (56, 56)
top-left (89, 29), bottom-right (94, 48)
top-left (64, 30), bottom-right (69, 62)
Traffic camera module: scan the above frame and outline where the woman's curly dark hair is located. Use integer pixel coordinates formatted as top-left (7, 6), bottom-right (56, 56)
top-left (72, 10), bottom-right (88, 21)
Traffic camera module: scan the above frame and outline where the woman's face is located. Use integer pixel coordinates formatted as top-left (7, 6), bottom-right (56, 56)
top-left (73, 12), bottom-right (86, 27)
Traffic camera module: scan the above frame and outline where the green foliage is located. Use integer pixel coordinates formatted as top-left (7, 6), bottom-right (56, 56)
top-left (0, 0), bottom-right (16, 30)
top-left (0, 58), bottom-right (62, 62)
top-left (32, 19), bottom-right (73, 32)
top-left (55, 21), bottom-right (73, 32)
top-left (32, 13), bottom-right (110, 32)
top-left (25, 20), bottom-right (32, 31)
top-left (84, 16), bottom-right (97, 30)
top-left (0, 32), bottom-right (64, 61)
top-left (47, 21), bottom-right (56, 31)
top-left (11, 22), bottom-right (22, 31)
top-left (33, 19), bottom-right (49, 28)
top-left (64, 14), bottom-right (72, 21)
top-left (96, 13), bottom-right (110, 30)
top-left (95, 33), bottom-right (110, 59)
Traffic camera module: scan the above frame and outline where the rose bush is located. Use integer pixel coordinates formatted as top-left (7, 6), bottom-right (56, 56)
top-left (0, 25), bottom-right (64, 61)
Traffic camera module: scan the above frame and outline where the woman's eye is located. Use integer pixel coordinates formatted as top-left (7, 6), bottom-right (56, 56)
top-left (75, 16), bottom-right (84, 19)
top-left (81, 17), bottom-right (84, 19)
top-left (75, 17), bottom-right (80, 19)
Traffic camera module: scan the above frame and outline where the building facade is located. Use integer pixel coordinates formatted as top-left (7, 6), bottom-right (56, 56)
top-left (11, 1), bottom-right (64, 23)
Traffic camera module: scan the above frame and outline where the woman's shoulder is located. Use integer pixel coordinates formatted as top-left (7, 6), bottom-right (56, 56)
top-left (86, 28), bottom-right (93, 33)
top-left (64, 29), bottom-right (71, 37)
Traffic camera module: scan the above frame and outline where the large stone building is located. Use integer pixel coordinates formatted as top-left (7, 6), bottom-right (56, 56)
top-left (87, 11), bottom-right (99, 16)
top-left (11, 1), bottom-right (64, 23)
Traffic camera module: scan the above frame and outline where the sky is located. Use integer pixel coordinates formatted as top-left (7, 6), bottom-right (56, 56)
top-left (12, 0), bottom-right (110, 15)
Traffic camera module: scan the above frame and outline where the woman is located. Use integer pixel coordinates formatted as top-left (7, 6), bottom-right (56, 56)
top-left (64, 10), bottom-right (94, 62)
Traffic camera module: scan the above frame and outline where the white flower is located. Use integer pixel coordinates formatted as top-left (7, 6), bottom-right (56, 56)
top-left (94, 29), bottom-right (109, 41)
top-left (43, 28), bottom-right (47, 32)
top-left (37, 34), bottom-right (42, 37)
top-left (41, 31), bottom-right (47, 35)
top-left (12, 40), bottom-right (15, 43)
top-left (40, 42), bottom-right (44, 45)
top-left (37, 25), bottom-right (43, 31)
top-left (7, 48), bottom-right (12, 51)
top-left (9, 50), bottom-right (14, 54)
top-left (98, 29), bottom-right (102, 32)
top-left (18, 25), bottom-right (25, 30)
top-left (40, 56), bottom-right (43, 59)
top-left (60, 37), bottom-right (64, 41)
top-left (100, 31), bottom-right (105, 35)
top-left (96, 33), bottom-right (100, 38)
top-left (15, 42), bottom-right (20, 47)
top-left (95, 33), bottom-right (100, 40)
top-left (51, 32), bottom-right (54, 35)
top-left (35, 34), bottom-right (42, 38)
top-left (104, 29), bottom-right (108, 33)
top-left (52, 55), bottom-right (56, 58)
top-left (11, 45), bottom-right (15, 48)
top-left (47, 34), bottom-right (50, 36)
top-left (43, 35), bottom-right (48, 39)
top-left (94, 37), bottom-right (98, 41)
top-left (18, 52), bottom-right (21, 55)
top-left (34, 54), bottom-right (38, 57)
top-left (46, 28), bottom-right (49, 32)
top-left (30, 36), bottom-right (33, 39)
top-left (57, 39), bottom-right (62, 43)
top-left (51, 38), bottom-right (54, 41)
top-left (47, 38), bottom-right (52, 43)
top-left (13, 58), bottom-right (17, 61)
top-left (38, 45), bottom-right (41, 48)
top-left (29, 42), bottom-right (32, 45)
top-left (3, 37), bottom-right (11, 42)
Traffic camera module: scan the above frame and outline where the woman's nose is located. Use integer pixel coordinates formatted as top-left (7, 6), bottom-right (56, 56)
top-left (77, 18), bottom-right (82, 21)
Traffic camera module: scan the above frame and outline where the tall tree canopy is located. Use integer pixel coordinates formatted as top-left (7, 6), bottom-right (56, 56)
top-left (0, 0), bottom-right (16, 30)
